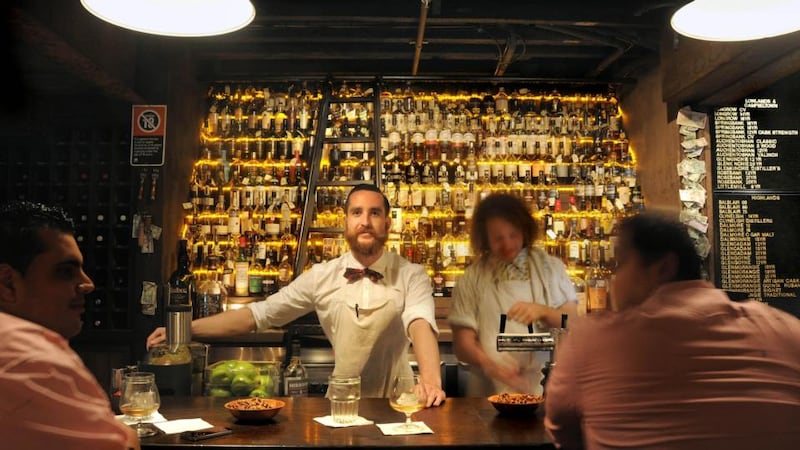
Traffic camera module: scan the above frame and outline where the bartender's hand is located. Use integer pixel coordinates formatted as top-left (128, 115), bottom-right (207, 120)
top-left (484, 359), bottom-right (532, 393)
top-left (507, 302), bottom-right (549, 327)
top-left (146, 327), bottom-right (167, 350)
top-left (418, 380), bottom-right (446, 407)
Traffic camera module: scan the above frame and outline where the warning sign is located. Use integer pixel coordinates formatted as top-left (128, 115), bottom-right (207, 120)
top-left (130, 105), bottom-right (166, 166)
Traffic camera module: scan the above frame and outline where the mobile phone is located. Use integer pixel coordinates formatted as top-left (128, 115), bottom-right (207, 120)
top-left (180, 427), bottom-right (233, 441)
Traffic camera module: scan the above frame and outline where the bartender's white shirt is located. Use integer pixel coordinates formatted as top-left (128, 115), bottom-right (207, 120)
top-left (247, 249), bottom-right (438, 341)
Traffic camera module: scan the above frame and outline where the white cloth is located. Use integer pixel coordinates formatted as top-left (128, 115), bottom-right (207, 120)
top-left (248, 250), bottom-right (437, 397)
top-left (448, 247), bottom-right (576, 397)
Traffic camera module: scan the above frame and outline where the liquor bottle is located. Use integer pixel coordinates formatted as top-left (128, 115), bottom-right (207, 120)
top-left (277, 239), bottom-right (293, 290)
top-left (443, 246), bottom-right (459, 296)
top-left (359, 152), bottom-right (372, 182)
top-left (431, 240), bottom-right (446, 297)
top-left (263, 257), bottom-right (279, 295)
top-left (455, 220), bottom-right (472, 269)
top-left (585, 246), bottom-right (610, 313)
top-left (195, 255), bottom-right (226, 318)
top-left (167, 240), bottom-right (194, 312)
top-left (565, 218), bottom-right (582, 269)
top-left (233, 235), bottom-right (250, 297)
top-left (165, 240), bottom-right (195, 348)
top-left (401, 221), bottom-right (415, 263)
top-left (227, 189), bottom-right (241, 238)
top-left (283, 339), bottom-right (309, 397)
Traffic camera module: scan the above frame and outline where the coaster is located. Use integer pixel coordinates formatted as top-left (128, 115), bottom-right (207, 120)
top-left (376, 421), bottom-right (434, 435)
top-left (313, 415), bottom-right (375, 428)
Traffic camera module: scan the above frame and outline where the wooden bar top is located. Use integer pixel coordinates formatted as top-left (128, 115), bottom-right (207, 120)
top-left (140, 396), bottom-right (554, 449)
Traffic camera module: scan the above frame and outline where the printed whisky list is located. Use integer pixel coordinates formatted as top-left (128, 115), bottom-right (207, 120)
top-left (713, 99), bottom-right (800, 191)
top-left (712, 92), bottom-right (800, 314)
top-left (714, 194), bottom-right (799, 302)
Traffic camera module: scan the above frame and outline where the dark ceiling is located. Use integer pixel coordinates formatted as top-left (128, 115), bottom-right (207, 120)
top-left (195, 0), bottom-right (682, 83)
top-left (4, 0), bottom-right (687, 107)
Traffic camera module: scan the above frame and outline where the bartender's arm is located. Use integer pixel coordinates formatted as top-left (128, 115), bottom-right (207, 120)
top-left (409, 318), bottom-right (445, 407)
top-left (506, 300), bottom-right (577, 329)
top-left (146, 308), bottom-right (256, 350)
top-left (452, 325), bottom-right (532, 393)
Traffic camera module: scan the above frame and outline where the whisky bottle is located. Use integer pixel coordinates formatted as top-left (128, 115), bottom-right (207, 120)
top-left (167, 240), bottom-right (194, 313)
top-left (277, 238), bottom-right (293, 290)
top-left (283, 340), bottom-right (308, 397)
top-left (233, 236), bottom-right (250, 297)
top-left (195, 255), bottom-right (226, 318)
top-left (431, 240), bottom-right (446, 297)
top-left (585, 246), bottom-right (610, 313)
top-left (263, 257), bottom-right (279, 295)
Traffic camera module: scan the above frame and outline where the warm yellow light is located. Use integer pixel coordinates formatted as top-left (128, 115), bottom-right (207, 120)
top-left (671, 0), bottom-right (800, 42)
top-left (81, 0), bottom-right (256, 37)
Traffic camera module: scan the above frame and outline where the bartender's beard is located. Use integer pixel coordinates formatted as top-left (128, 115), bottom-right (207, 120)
top-left (345, 226), bottom-right (388, 258)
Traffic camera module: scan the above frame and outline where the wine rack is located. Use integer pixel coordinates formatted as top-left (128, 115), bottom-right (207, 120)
top-left (0, 123), bottom-right (135, 334)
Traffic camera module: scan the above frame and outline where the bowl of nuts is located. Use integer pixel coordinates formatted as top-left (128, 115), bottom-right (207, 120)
top-left (487, 393), bottom-right (543, 416)
top-left (224, 397), bottom-right (285, 422)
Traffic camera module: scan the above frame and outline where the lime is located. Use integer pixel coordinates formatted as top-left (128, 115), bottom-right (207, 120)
top-left (249, 387), bottom-right (269, 398)
top-left (231, 374), bottom-right (257, 396)
top-left (209, 364), bottom-right (234, 386)
top-left (257, 374), bottom-right (274, 395)
top-left (232, 361), bottom-right (259, 380)
top-left (208, 387), bottom-right (232, 397)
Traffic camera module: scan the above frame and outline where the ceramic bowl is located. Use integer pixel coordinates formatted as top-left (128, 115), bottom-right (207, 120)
top-left (224, 397), bottom-right (285, 421)
top-left (487, 393), bottom-right (543, 416)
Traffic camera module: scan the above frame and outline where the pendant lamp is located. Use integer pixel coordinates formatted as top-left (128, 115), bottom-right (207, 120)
top-left (81, 0), bottom-right (256, 37)
top-left (671, 0), bottom-right (800, 42)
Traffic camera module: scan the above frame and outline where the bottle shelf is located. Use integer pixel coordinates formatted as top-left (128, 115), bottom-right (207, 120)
top-left (178, 78), bottom-right (642, 305)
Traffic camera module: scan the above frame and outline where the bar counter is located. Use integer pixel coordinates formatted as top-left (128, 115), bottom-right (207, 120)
top-left (140, 396), bottom-right (555, 449)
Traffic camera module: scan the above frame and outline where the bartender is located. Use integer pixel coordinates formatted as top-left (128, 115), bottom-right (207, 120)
top-left (448, 193), bottom-right (577, 396)
top-left (147, 184), bottom-right (445, 406)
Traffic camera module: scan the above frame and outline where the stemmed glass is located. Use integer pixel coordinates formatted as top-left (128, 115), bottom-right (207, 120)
top-left (119, 372), bottom-right (161, 438)
top-left (389, 374), bottom-right (426, 432)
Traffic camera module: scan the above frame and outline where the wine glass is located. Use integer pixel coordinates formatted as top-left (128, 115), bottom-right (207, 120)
top-left (389, 374), bottom-right (426, 432)
top-left (119, 372), bottom-right (161, 438)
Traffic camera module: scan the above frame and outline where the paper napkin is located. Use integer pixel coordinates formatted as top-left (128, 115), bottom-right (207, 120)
top-left (314, 415), bottom-right (375, 428)
top-left (153, 418), bottom-right (214, 435)
top-left (376, 421), bottom-right (433, 435)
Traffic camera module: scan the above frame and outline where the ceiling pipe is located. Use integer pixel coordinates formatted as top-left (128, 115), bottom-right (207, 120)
top-left (411, 0), bottom-right (430, 75)
top-left (493, 32), bottom-right (518, 77)
top-left (536, 24), bottom-right (632, 77)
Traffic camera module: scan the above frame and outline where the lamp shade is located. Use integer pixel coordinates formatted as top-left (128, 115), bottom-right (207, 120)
top-left (81, 0), bottom-right (256, 37)
top-left (671, 0), bottom-right (800, 41)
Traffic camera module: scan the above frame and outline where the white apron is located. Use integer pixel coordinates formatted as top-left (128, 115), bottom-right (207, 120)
top-left (468, 272), bottom-right (550, 397)
top-left (328, 281), bottom-right (413, 398)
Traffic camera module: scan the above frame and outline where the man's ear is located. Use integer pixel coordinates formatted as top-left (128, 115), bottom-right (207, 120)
top-left (0, 264), bottom-right (18, 303)
top-left (655, 253), bottom-right (680, 283)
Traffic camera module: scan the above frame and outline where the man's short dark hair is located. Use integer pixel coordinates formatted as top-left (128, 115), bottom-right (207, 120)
top-left (344, 183), bottom-right (390, 216)
top-left (617, 212), bottom-right (703, 281)
top-left (0, 201), bottom-right (75, 275)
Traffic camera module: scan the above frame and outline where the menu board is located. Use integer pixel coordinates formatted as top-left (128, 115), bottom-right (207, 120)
top-left (711, 74), bottom-right (800, 318)
top-left (713, 101), bottom-right (800, 190)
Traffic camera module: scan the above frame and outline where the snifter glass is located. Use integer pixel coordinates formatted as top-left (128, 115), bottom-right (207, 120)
top-left (389, 374), bottom-right (426, 432)
top-left (119, 372), bottom-right (161, 437)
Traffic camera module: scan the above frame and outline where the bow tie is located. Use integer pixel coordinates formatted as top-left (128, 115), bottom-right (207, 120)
top-left (344, 267), bottom-right (384, 283)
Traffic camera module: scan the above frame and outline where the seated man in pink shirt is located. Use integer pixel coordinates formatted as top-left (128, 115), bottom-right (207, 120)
top-left (545, 211), bottom-right (800, 450)
top-left (0, 201), bottom-right (139, 450)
